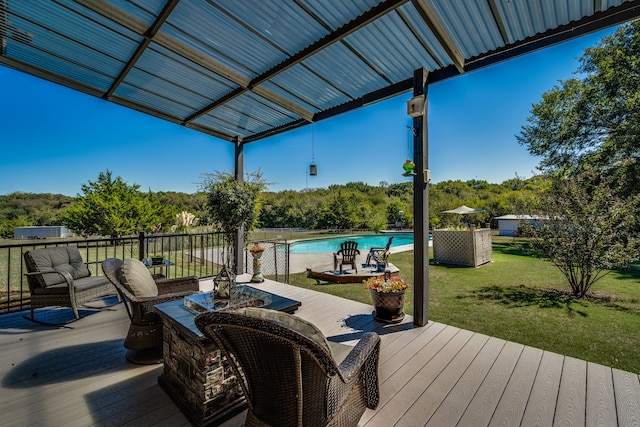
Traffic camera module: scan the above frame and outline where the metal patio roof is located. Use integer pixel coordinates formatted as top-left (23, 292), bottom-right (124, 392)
top-left (2, 0), bottom-right (640, 144)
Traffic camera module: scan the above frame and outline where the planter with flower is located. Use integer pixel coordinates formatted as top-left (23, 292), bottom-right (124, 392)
top-left (364, 273), bottom-right (409, 323)
top-left (249, 243), bottom-right (265, 283)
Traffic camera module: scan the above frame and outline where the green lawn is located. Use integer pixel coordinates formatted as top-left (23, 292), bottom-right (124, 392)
top-left (288, 237), bottom-right (640, 374)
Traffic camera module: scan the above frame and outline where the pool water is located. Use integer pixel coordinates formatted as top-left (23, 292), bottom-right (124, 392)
top-left (289, 233), bottom-right (414, 254)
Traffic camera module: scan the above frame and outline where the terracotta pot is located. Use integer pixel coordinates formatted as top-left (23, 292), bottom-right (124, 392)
top-left (370, 289), bottom-right (405, 323)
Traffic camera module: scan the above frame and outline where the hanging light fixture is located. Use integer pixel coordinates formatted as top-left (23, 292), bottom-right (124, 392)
top-left (403, 126), bottom-right (417, 177)
top-left (309, 125), bottom-right (317, 176)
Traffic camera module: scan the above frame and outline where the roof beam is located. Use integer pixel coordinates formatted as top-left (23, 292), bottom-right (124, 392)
top-left (410, 0), bottom-right (465, 73)
top-left (487, 0), bottom-right (510, 45)
top-left (101, 0), bottom-right (180, 99)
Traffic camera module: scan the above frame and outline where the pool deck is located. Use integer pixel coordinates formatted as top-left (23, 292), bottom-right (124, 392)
top-left (289, 243), bottom-right (415, 274)
top-left (307, 261), bottom-right (400, 284)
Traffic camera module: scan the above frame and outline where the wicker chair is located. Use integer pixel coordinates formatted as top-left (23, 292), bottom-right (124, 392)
top-left (195, 307), bottom-right (380, 427)
top-left (333, 240), bottom-right (360, 273)
top-left (23, 246), bottom-right (119, 324)
top-left (101, 258), bottom-right (199, 364)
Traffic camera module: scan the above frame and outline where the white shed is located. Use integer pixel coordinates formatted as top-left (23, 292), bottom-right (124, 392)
top-left (494, 215), bottom-right (543, 237)
top-left (14, 226), bottom-right (71, 239)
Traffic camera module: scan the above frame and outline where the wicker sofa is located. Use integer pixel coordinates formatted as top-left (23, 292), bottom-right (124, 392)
top-left (23, 246), bottom-right (118, 323)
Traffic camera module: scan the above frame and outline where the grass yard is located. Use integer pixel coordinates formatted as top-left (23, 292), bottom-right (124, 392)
top-left (288, 237), bottom-right (640, 374)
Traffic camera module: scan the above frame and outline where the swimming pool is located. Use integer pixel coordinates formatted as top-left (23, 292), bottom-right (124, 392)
top-left (289, 233), bottom-right (414, 254)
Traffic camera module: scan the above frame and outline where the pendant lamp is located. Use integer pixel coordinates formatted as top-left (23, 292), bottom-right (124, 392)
top-left (309, 125), bottom-right (317, 176)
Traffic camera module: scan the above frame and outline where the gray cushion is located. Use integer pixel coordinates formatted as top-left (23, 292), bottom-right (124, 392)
top-left (236, 307), bottom-right (333, 356)
top-left (120, 258), bottom-right (158, 297)
top-left (27, 247), bottom-right (90, 287)
top-left (328, 341), bottom-right (353, 365)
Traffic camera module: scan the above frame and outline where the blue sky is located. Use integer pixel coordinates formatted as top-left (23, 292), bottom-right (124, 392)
top-left (0, 27), bottom-right (616, 196)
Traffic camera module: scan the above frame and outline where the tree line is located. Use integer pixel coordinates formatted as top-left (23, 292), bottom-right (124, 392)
top-left (0, 173), bottom-right (545, 239)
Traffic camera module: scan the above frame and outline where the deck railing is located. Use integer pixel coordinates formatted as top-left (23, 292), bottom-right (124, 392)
top-left (0, 232), bottom-right (291, 315)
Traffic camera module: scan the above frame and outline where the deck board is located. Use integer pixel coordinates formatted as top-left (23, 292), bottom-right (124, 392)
top-left (612, 368), bottom-right (640, 427)
top-left (553, 356), bottom-right (587, 427)
top-left (399, 332), bottom-right (490, 426)
top-left (1, 277), bottom-right (639, 427)
top-left (489, 345), bottom-right (543, 426)
top-left (521, 350), bottom-right (564, 426)
top-left (586, 362), bottom-right (617, 427)
top-left (425, 336), bottom-right (507, 427)
top-left (457, 340), bottom-right (524, 427)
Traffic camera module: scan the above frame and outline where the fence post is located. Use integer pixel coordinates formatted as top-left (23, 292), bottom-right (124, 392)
top-left (138, 232), bottom-right (145, 260)
top-left (200, 235), bottom-right (205, 265)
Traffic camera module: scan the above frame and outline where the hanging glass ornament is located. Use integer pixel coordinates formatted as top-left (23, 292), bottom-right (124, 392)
top-left (402, 160), bottom-right (416, 176)
top-left (403, 125), bottom-right (417, 177)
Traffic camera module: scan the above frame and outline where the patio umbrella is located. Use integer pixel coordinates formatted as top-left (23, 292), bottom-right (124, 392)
top-left (441, 205), bottom-right (486, 214)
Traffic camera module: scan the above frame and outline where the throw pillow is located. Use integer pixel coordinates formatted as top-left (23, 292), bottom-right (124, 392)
top-left (120, 258), bottom-right (158, 297)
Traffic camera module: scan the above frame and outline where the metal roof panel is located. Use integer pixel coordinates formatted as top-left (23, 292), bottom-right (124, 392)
top-left (301, 0), bottom-right (384, 30)
top-left (268, 64), bottom-right (353, 110)
top-left (3, 0), bottom-right (140, 90)
top-left (302, 43), bottom-right (390, 98)
top-left (428, 0), bottom-right (506, 58)
top-left (346, 11), bottom-right (442, 81)
top-left (114, 80), bottom-right (193, 118)
top-left (128, 43), bottom-right (237, 113)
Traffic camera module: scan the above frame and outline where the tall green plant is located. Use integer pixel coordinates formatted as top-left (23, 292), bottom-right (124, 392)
top-left (200, 170), bottom-right (267, 269)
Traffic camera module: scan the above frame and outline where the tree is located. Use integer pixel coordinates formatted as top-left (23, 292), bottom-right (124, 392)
top-left (520, 168), bottom-right (637, 298)
top-left (62, 170), bottom-right (161, 238)
top-left (316, 191), bottom-right (358, 230)
top-left (517, 20), bottom-right (640, 200)
top-left (0, 216), bottom-right (31, 238)
top-left (200, 170), bottom-right (267, 269)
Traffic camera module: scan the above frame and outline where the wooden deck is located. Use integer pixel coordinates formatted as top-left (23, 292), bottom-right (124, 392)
top-left (1, 278), bottom-right (639, 426)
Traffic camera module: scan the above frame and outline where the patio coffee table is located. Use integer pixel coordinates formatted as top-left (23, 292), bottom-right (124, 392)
top-left (155, 285), bottom-right (301, 426)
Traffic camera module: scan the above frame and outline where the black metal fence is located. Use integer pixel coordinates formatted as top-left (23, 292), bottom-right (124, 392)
top-left (0, 231), bottom-right (292, 315)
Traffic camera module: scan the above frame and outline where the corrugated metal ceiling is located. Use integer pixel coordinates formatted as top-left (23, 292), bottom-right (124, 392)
top-left (1, 0), bottom-right (639, 143)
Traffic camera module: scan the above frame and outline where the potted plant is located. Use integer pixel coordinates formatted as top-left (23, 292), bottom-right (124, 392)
top-left (200, 170), bottom-right (267, 297)
top-left (364, 272), bottom-right (408, 323)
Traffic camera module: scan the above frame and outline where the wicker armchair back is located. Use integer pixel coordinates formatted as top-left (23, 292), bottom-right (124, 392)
top-left (195, 309), bottom-right (380, 427)
top-left (102, 258), bottom-right (200, 363)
